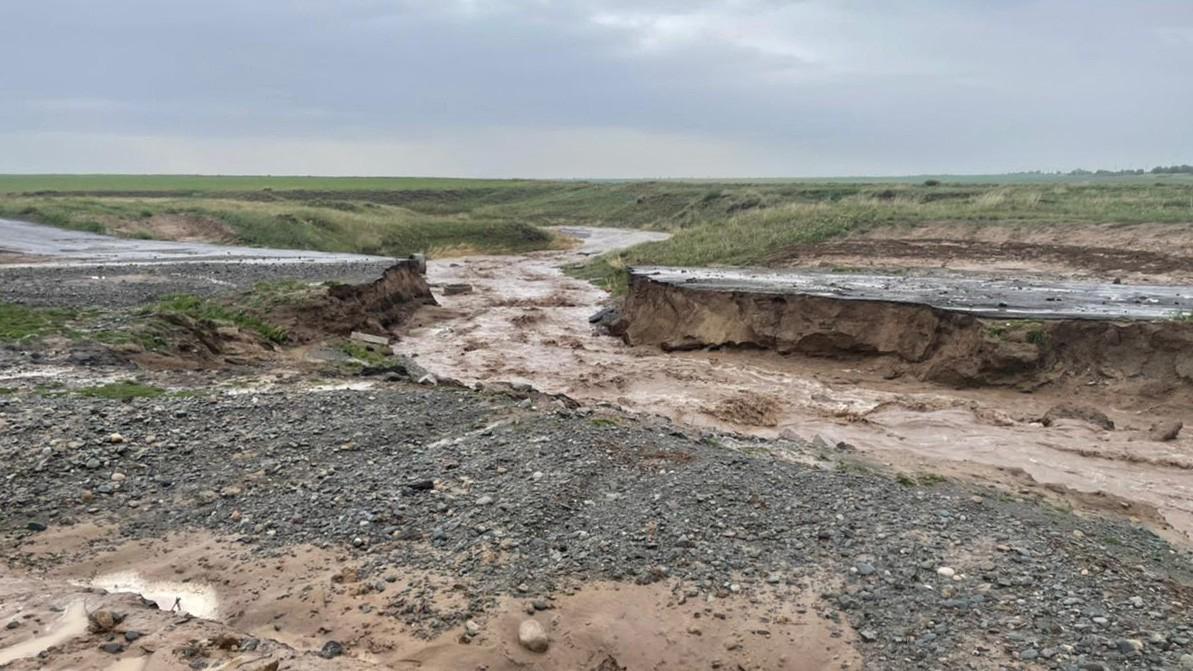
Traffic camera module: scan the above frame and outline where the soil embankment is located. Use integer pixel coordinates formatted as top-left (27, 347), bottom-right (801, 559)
top-left (616, 267), bottom-right (1193, 394)
top-left (778, 222), bottom-right (1193, 285)
top-left (300, 258), bottom-right (438, 339)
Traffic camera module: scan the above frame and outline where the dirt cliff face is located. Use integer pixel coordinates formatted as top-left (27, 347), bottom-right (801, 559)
top-left (617, 273), bottom-right (1193, 393)
top-left (617, 273), bottom-right (954, 360)
top-left (317, 258), bottom-right (438, 336)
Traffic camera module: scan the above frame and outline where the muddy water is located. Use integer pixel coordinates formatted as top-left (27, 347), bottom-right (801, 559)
top-left (4, 530), bottom-right (856, 671)
top-left (0, 599), bottom-right (87, 665)
top-left (90, 571), bottom-right (220, 619)
top-left (396, 227), bottom-right (1193, 544)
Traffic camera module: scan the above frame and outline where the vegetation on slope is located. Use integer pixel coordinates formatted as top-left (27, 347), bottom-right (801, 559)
top-left (0, 303), bottom-right (85, 340)
top-left (569, 182), bottom-right (1193, 290)
top-left (2, 177), bottom-right (1191, 269)
top-left (0, 195), bottom-right (556, 258)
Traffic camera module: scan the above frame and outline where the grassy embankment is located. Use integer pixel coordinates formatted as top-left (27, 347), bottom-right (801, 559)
top-left (2, 176), bottom-right (1192, 284)
top-left (0, 302), bottom-right (87, 340)
top-left (0, 195), bottom-right (558, 258)
top-left (564, 182), bottom-right (1193, 291)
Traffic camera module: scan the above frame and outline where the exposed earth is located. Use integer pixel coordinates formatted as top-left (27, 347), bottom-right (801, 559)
top-left (773, 223), bottom-right (1193, 286)
top-left (396, 228), bottom-right (1193, 546)
top-left (3, 220), bottom-right (1193, 670)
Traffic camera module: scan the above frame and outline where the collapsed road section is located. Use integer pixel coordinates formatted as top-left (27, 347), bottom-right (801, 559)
top-left (617, 266), bottom-right (1193, 390)
top-left (624, 266), bottom-right (1193, 320)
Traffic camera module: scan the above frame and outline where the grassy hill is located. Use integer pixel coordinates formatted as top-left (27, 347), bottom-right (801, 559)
top-left (2, 175), bottom-right (1191, 266)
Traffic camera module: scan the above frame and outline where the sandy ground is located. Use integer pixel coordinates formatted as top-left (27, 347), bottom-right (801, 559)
top-left (2, 525), bottom-right (858, 670)
top-left (396, 230), bottom-right (1193, 545)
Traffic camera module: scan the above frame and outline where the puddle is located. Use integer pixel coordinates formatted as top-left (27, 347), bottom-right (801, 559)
top-left (91, 571), bottom-right (219, 620)
top-left (0, 599), bottom-right (88, 665)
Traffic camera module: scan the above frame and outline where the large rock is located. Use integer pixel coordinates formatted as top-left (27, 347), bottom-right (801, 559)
top-left (518, 619), bottom-right (549, 653)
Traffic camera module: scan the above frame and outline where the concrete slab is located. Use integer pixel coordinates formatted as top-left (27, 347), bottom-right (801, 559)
top-left (630, 266), bottom-right (1193, 321)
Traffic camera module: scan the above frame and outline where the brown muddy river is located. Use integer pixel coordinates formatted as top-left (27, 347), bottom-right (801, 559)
top-left (396, 227), bottom-right (1193, 545)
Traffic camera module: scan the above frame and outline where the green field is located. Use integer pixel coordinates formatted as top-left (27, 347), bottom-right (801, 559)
top-left (563, 180), bottom-right (1193, 290)
top-left (0, 174), bottom-right (544, 193)
top-left (3, 173), bottom-right (1192, 193)
top-left (2, 175), bottom-right (1192, 270)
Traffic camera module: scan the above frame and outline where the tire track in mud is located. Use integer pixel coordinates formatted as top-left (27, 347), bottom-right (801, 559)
top-left (395, 227), bottom-right (1193, 545)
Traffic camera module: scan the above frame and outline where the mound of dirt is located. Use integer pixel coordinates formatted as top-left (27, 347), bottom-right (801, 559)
top-left (293, 258), bottom-right (438, 339)
top-left (616, 272), bottom-right (1193, 396)
top-left (109, 213), bottom-right (238, 244)
top-left (121, 260), bottom-right (438, 369)
top-left (131, 312), bottom-right (283, 369)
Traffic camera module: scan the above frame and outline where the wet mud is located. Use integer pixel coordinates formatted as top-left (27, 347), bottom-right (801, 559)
top-left (2, 529), bottom-right (857, 670)
top-left (396, 228), bottom-right (1193, 544)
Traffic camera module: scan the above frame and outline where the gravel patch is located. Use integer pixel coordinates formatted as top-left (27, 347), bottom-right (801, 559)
top-left (3, 384), bottom-right (1192, 669)
top-left (0, 260), bottom-right (395, 308)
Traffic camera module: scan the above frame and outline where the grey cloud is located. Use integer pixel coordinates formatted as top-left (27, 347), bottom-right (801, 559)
top-left (0, 0), bottom-right (1190, 176)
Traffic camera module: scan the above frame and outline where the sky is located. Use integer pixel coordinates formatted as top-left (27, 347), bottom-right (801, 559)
top-left (1, 0), bottom-right (1191, 177)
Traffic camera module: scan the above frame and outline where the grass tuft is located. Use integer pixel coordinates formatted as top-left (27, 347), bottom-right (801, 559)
top-left (339, 340), bottom-right (398, 366)
top-left (150, 294), bottom-right (289, 344)
top-left (0, 302), bottom-right (81, 340)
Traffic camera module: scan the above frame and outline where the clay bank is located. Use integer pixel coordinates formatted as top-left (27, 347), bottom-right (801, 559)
top-left (616, 266), bottom-right (1193, 391)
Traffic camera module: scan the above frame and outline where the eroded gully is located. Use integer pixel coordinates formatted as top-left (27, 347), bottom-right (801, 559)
top-left (394, 227), bottom-right (1193, 544)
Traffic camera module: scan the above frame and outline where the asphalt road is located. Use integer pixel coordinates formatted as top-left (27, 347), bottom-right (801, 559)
top-left (631, 265), bottom-right (1193, 320)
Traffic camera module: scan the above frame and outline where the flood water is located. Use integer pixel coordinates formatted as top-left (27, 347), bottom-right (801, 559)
top-left (91, 571), bottom-right (219, 619)
top-left (0, 599), bottom-right (88, 666)
top-left (396, 227), bottom-right (1193, 544)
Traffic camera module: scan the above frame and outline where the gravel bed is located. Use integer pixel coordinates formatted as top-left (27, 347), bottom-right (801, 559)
top-left (0, 260), bottom-right (395, 308)
top-left (3, 385), bottom-right (1192, 669)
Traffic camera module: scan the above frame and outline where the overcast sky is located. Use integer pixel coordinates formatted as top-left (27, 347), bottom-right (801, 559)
top-left (1, 1), bottom-right (1190, 177)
